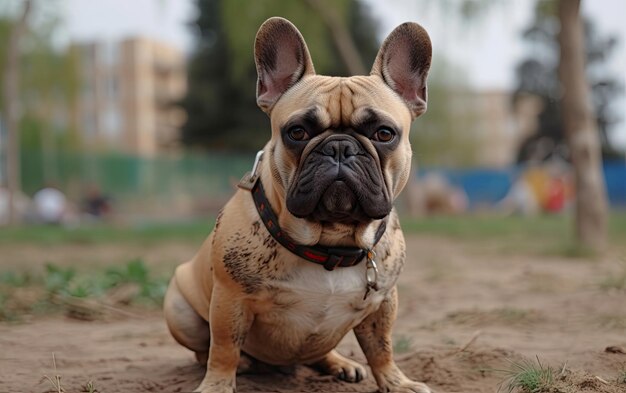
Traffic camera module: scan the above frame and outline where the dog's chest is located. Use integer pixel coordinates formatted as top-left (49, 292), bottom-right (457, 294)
top-left (270, 263), bottom-right (381, 319)
top-left (246, 263), bottom-right (384, 363)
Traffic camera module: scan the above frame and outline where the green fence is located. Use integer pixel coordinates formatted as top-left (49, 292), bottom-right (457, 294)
top-left (20, 149), bottom-right (255, 217)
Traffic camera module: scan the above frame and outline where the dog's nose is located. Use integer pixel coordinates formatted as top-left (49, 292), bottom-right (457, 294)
top-left (320, 139), bottom-right (360, 162)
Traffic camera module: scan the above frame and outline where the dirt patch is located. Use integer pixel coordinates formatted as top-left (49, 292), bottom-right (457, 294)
top-left (1, 234), bottom-right (626, 392)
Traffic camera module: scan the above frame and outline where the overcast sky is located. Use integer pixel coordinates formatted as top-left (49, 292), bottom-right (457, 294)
top-left (59, 0), bottom-right (626, 148)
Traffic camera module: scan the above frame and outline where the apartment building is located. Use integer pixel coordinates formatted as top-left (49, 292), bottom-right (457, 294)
top-left (72, 37), bottom-right (187, 156)
top-left (446, 90), bottom-right (541, 168)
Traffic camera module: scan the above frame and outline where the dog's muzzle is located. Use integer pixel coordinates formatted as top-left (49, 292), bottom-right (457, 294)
top-left (286, 135), bottom-right (391, 223)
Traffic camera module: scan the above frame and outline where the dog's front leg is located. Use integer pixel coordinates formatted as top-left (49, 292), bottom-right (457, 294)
top-left (194, 282), bottom-right (253, 393)
top-left (354, 286), bottom-right (431, 393)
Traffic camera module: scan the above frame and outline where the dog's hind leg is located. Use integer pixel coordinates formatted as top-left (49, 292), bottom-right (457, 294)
top-left (164, 266), bottom-right (276, 373)
top-left (164, 275), bottom-right (210, 363)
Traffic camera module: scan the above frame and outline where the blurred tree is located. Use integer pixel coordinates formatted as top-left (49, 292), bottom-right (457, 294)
top-left (1, 0), bottom-right (31, 225)
top-left (558, 0), bottom-right (607, 251)
top-left (1, 1), bottom-right (79, 224)
top-left (417, 0), bottom-right (608, 251)
top-left (180, 0), bottom-right (379, 151)
top-left (513, 1), bottom-right (623, 162)
top-left (20, 10), bottom-right (80, 182)
top-left (411, 56), bottom-right (481, 167)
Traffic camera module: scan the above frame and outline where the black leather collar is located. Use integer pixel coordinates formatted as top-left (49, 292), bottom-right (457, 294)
top-left (247, 178), bottom-right (387, 271)
top-left (237, 150), bottom-right (387, 271)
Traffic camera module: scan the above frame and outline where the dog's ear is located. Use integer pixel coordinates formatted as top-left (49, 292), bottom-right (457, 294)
top-left (255, 17), bottom-right (315, 113)
top-left (371, 22), bottom-right (432, 118)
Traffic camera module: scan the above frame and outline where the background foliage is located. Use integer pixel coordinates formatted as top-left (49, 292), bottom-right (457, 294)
top-left (181, 0), bottom-right (380, 151)
top-left (513, 1), bottom-right (624, 162)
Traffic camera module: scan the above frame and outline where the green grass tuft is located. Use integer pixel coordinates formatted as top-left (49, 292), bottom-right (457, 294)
top-left (104, 258), bottom-right (169, 304)
top-left (0, 259), bottom-right (169, 321)
top-left (498, 356), bottom-right (554, 393)
top-left (0, 271), bottom-right (35, 287)
top-left (81, 380), bottom-right (99, 393)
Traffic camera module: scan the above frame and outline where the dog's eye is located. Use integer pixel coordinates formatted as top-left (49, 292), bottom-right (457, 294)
top-left (373, 127), bottom-right (395, 143)
top-left (288, 127), bottom-right (309, 141)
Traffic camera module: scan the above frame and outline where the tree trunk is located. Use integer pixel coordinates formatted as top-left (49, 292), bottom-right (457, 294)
top-left (557, 0), bottom-right (608, 251)
top-left (2, 0), bottom-right (32, 225)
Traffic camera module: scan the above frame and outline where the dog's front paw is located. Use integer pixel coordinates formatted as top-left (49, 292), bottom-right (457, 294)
top-left (378, 380), bottom-right (431, 393)
top-left (193, 385), bottom-right (234, 393)
top-left (193, 379), bottom-right (235, 393)
top-left (375, 365), bottom-right (431, 393)
top-left (311, 350), bottom-right (367, 383)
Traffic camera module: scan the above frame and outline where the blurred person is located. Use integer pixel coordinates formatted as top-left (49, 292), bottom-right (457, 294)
top-left (543, 160), bottom-right (574, 213)
top-left (406, 173), bottom-right (469, 216)
top-left (500, 161), bottom-right (573, 215)
top-left (499, 171), bottom-right (541, 216)
top-left (82, 184), bottom-right (112, 220)
top-left (32, 184), bottom-right (68, 225)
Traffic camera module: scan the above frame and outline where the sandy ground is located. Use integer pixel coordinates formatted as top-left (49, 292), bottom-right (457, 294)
top-left (1, 235), bottom-right (626, 393)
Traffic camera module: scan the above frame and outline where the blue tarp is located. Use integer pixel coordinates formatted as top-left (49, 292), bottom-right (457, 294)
top-left (417, 161), bottom-right (626, 208)
top-left (604, 161), bottom-right (626, 206)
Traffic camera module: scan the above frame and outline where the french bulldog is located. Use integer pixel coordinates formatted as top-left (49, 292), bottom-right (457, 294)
top-left (164, 16), bottom-right (432, 393)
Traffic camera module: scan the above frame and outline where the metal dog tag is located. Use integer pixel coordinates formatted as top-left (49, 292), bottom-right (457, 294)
top-left (363, 250), bottom-right (379, 300)
top-left (238, 150), bottom-right (264, 190)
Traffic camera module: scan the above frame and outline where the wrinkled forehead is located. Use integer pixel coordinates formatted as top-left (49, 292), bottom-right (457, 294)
top-left (271, 75), bottom-right (412, 133)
